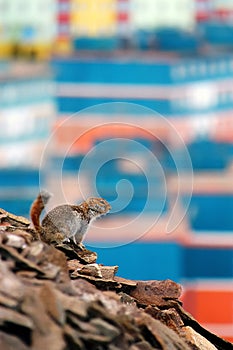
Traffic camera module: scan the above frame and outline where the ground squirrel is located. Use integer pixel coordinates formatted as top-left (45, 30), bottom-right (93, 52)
top-left (30, 191), bottom-right (111, 244)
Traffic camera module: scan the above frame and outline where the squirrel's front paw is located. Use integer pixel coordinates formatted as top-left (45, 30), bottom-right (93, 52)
top-left (62, 237), bottom-right (71, 243)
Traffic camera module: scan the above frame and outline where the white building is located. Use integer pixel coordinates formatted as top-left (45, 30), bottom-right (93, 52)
top-left (0, 0), bottom-right (57, 57)
top-left (131, 0), bottom-right (196, 31)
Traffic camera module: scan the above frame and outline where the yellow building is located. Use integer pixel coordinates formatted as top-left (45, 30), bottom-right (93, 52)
top-left (0, 0), bottom-right (57, 58)
top-left (71, 0), bottom-right (117, 37)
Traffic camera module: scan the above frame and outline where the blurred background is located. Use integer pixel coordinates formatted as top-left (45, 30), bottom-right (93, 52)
top-left (0, 0), bottom-right (233, 342)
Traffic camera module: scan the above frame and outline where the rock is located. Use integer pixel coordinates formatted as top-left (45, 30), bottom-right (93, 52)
top-left (2, 232), bottom-right (28, 248)
top-left (55, 243), bottom-right (97, 264)
top-left (130, 279), bottom-right (182, 306)
top-left (39, 283), bottom-right (65, 325)
top-left (90, 318), bottom-right (121, 341)
top-left (71, 262), bottom-right (118, 280)
top-left (114, 276), bottom-right (137, 290)
top-left (129, 340), bottom-right (155, 350)
top-left (0, 260), bottom-right (25, 300)
top-left (165, 301), bottom-right (233, 350)
top-left (54, 290), bottom-right (88, 319)
top-left (0, 209), bottom-right (231, 350)
top-left (184, 326), bottom-right (218, 350)
top-left (135, 312), bottom-right (191, 350)
top-left (0, 306), bottom-right (33, 330)
top-left (0, 331), bottom-right (30, 350)
top-left (145, 305), bottom-right (185, 334)
top-left (0, 244), bottom-right (45, 275)
top-left (64, 325), bottom-right (85, 349)
top-left (20, 288), bottom-right (65, 350)
top-left (0, 208), bottom-right (30, 227)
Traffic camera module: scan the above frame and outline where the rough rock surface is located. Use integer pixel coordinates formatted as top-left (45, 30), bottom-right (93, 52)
top-left (0, 210), bottom-right (232, 350)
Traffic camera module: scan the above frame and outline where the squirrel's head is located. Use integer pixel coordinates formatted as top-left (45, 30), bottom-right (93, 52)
top-left (86, 197), bottom-right (111, 217)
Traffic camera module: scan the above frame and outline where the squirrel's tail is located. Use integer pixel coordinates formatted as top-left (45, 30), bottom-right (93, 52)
top-left (30, 190), bottom-right (51, 232)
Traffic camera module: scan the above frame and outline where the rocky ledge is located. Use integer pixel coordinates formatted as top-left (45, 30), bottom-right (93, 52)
top-left (0, 208), bottom-right (232, 350)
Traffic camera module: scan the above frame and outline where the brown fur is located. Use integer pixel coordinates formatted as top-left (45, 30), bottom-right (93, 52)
top-left (30, 191), bottom-right (51, 233)
top-left (30, 192), bottom-right (111, 244)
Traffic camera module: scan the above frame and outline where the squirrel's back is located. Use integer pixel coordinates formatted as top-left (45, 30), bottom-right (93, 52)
top-left (30, 192), bottom-right (111, 244)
